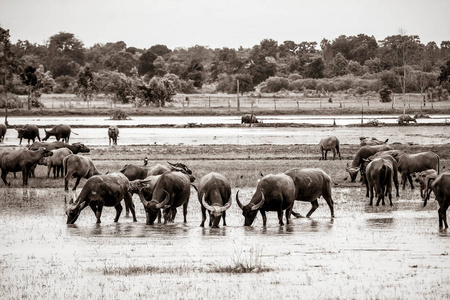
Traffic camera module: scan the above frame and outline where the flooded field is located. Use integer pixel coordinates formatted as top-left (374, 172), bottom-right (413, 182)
top-left (1, 186), bottom-right (449, 299)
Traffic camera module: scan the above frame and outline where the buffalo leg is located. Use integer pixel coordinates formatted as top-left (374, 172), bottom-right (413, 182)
top-left (96, 204), bottom-right (104, 223)
top-left (22, 170), bottom-right (28, 186)
top-left (222, 211), bottom-right (227, 226)
top-left (113, 203), bottom-right (122, 223)
top-left (73, 177), bottom-right (82, 191)
top-left (260, 210), bottom-right (267, 226)
top-left (401, 174), bottom-right (408, 189)
top-left (157, 209), bottom-right (162, 223)
top-left (285, 206), bottom-right (292, 225)
top-left (183, 200), bottom-right (189, 223)
top-left (394, 174), bottom-right (400, 197)
top-left (306, 200), bottom-right (319, 218)
top-left (64, 175), bottom-right (70, 191)
top-left (200, 205), bottom-right (207, 227)
top-left (407, 174), bottom-right (415, 190)
top-left (369, 186), bottom-right (374, 206)
top-left (124, 193), bottom-right (137, 222)
top-left (1, 170), bottom-right (10, 187)
top-left (277, 208), bottom-right (284, 226)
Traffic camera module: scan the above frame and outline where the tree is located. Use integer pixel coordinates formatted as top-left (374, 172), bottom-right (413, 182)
top-left (138, 75), bottom-right (177, 107)
top-left (233, 73), bottom-right (254, 95)
top-left (138, 50), bottom-right (157, 76)
top-left (304, 58), bottom-right (325, 78)
top-left (329, 53), bottom-right (349, 76)
top-left (20, 66), bottom-right (37, 109)
top-left (74, 65), bottom-right (97, 102)
top-left (0, 27), bottom-right (18, 123)
top-left (438, 60), bottom-right (450, 85)
top-left (47, 32), bottom-right (85, 78)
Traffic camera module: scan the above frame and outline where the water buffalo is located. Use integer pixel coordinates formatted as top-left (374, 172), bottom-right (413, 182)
top-left (362, 154), bottom-right (400, 198)
top-left (65, 172), bottom-right (137, 224)
top-left (319, 136), bottom-right (341, 160)
top-left (29, 141), bottom-right (90, 153)
top-left (0, 123), bottom-right (6, 143)
top-left (398, 115), bottom-right (417, 125)
top-left (424, 172), bottom-right (450, 228)
top-left (108, 125), bottom-right (119, 146)
top-left (360, 137), bottom-right (389, 147)
top-left (412, 169), bottom-right (438, 203)
top-left (63, 154), bottom-right (101, 191)
top-left (39, 148), bottom-right (73, 178)
top-left (120, 161), bottom-right (194, 182)
top-left (241, 114), bottom-right (258, 125)
top-left (236, 173), bottom-right (295, 226)
top-left (138, 170), bottom-right (192, 225)
top-left (15, 124), bottom-right (40, 145)
top-left (397, 151), bottom-right (440, 190)
top-left (198, 172), bottom-right (232, 228)
top-left (43, 124), bottom-right (74, 143)
top-left (284, 168), bottom-right (334, 218)
top-left (0, 147), bottom-right (53, 186)
top-left (368, 150), bottom-right (405, 162)
top-left (346, 144), bottom-right (394, 182)
top-left (365, 158), bottom-right (395, 206)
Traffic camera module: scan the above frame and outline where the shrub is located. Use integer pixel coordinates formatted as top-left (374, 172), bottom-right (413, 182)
top-left (288, 74), bottom-right (303, 81)
top-left (379, 85), bottom-right (393, 102)
top-left (260, 76), bottom-right (289, 93)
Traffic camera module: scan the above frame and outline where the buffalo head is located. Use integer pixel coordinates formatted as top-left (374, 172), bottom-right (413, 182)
top-left (236, 189), bottom-right (265, 226)
top-left (15, 127), bottom-right (25, 138)
top-left (139, 190), bottom-right (170, 225)
top-left (345, 163), bottom-right (360, 182)
top-left (201, 194), bottom-right (232, 228)
top-left (168, 161), bottom-right (195, 182)
top-left (65, 193), bottom-right (80, 224)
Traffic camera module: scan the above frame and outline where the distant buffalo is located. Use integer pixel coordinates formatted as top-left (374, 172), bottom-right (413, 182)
top-left (15, 124), bottom-right (40, 145)
top-left (319, 136), bottom-right (341, 160)
top-left (0, 123), bottom-right (6, 143)
top-left (43, 124), bottom-right (75, 143)
top-left (108, 125), bottom-right (119, 146)
top-left (241, 114), bottom-right (259, 125)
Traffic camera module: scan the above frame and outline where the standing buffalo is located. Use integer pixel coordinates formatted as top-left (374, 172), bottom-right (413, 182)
top-left (39, 148), bottom-right (73, 178)
top-left (365, 158), bottom-right (395, 206)
top-left (29, 141), bottom-right (90, 153)
top-left (362, 154), bottom-right (400, 198)
top-left (397, 151), bottom-right (440, 190)
top-left (15, 124), bottom-right (40, 145)
top-left (368, 150), bottom-right (405, 162)
top-left (398, 115), bottom-right (417, 125)
top-left (241, 114), bottom-right (259, 125)
top-left (138, 169), bottom-right (192, 225)
top-left (319, 136), bottom-right (341, 160)
top-left (65, 172), bottom-right (137, 224)
top-left (346, 144), bottom-right (394, 182)
top-left (0, 123), bottom-right (6, 143)
top-left (424, 172), bottom-right (450, 228)
top-left (43, 124), bottom-right (74, 143)
top-left (120, 161), bottom-right (194, 182)
top-left (63, 154), bottom-right (101, 191)
top-left (413, 169), bottom-right (438, 203)
top-left (236, 173), bottom-right (295, 226)
top-left (285, 168), bottom-right (334, 218)
top-left (360, 137), bottom-right (389, 147)
top-left (198, 172), bottom-right (232, 228)
top-left (108, 125), bottom-right (119, 146)
top-left (0, 147), bottom-right (53, 186)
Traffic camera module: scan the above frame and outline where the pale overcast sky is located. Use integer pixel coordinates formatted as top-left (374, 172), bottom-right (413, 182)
top-left (1, 0), bottom-right (449, 49)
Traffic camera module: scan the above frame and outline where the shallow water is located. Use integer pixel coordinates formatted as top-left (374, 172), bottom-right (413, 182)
top-left (1, 187), bottom-right (449, 299)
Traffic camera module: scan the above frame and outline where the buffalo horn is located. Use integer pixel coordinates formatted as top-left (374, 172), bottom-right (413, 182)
top-left (201, 194), bottom-right (216, 212)
top-left (138, 189), bottom-right (149, 207)
top-left (155, 190), bottom-right (170, 209)
top-left (251, 189), bottom-right (265, 211)
top-left (236, 190), bottom-right (244, 210)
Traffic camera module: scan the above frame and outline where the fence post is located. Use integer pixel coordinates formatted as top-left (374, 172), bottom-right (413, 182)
top-left (297, 101), bottom-right (299, 112)
top-left (274, 98), bottom-right (277, 111)
top-left (236, 79), bottom-right (240, 112)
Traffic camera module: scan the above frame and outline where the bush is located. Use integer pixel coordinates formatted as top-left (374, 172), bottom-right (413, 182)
top-left (260, 77), bottom-right (289, 93)
top-left (427, 86), bottom-right (449, 101)
top-left (288, 74), bottom-right (303, 81)
top-left (379, 85), bottom-right (392, 102)
top-left (0, 93), bottom-right (24, 108)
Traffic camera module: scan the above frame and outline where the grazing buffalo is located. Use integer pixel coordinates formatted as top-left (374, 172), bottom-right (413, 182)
top-left (368, 150), bottom-right (405, 162)
top-left (362, 154), bottom-right (400, 198)
top-left (398, 115), bottom-right (417, 125)
top-left (346, 144), bottom-right (394, 182)
top-left (241, 114), bottom-right (258, 125)
top-left (284, 168), bottom-right (334, 218)
top-left (65, 172), bottom-right (137, 224)
top-left (43, 124), bottom-right (74, 143)
top-left (365, 158), bottom-right (395, 206)
top-left (412, 169), bottom-right (438, 203)
top-left (360, 137), bottom-right (389, 147)
top-left (39, 148), bottom-right (73, 178)
top-left (0, 147), bottom-right (53, 186)
top-left (198, 172), bottom-right (232, 228)
top-left (63, 154), bottom-right (101, 191)
top-left (28, 141), bottom-right (90, 153)
top-left (397, 151), bottom-right (440, 190)
top-left (319, 136), bottom-right (341, 160)
top-left (138, 170), bottom-right (192, 225)
top-left (108, 125), bottom-right (119, 146)
top-left (120, 161), bottom-right (194, 182)
top-left (236, 173), bottom-right (295, 226)
top-left (15, 124), bottom-right (40, 145)
top-left (424, 172), bottom-right (450, 228)
top-left (0, 123), bottom-right (6, 143)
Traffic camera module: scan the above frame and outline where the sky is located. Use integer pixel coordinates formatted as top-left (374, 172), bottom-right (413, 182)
top-left (1, 0), bottom-right (449, 50)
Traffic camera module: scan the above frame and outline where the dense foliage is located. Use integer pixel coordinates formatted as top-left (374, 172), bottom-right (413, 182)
top-left (1, 27), bottom-right (450, 106)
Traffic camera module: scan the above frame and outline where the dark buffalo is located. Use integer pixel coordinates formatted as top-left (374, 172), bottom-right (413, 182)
top-left (397, 151), bottom-right (440, 190)
top-left (0, 147), bottom-right (53, 186)
top-left (362, 154), bottom-right (400, 198)
top-left (360, 137), bottom-right (389, 147)
top-left (398, 115), bottom-right (417, 125)
top-left (285, 168), bottom-right (334, 218)
top-left (120, 161), bottom-right (194, 182)
top-left (63, 154), bottom-right (101, 191)
top-left (43, 124), bottom-right (74, 143)
top-left (424, 172), bottom-right (450, 228)
top-left (236, 173), bottom-right (295, 226)
top-left (198, 172), bottom-right (232, 228)
top-left (346, 144), bottom-right (394, 182)
top-left (365, 158), bottom-right (395, 206)
top-left (15, 124), bottom-right (40, 145)
top-left (241, 114), bottom-right (258, 125)
top-left (65, 172), bottom-right (137, 224)
top-left (28, 141), bottom-right (90, 153)
top-left (108, 125), bottom-right (119, 146)
top-left (319, 136), bottom-right (341, 160)
top-left (412, 169), bottom-right (438, 203)
top-left (368, 150), bottom-right (405, 162)
top-left (138, 171), bottom-right (192, 225)
top-left (0, 123), bottom-right (6, 143)
top-left (39, 148), bottom-right (73, 178)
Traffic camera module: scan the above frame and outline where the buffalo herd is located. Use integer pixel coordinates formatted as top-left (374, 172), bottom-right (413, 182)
top-left (0, 123), bottom-right (449, 229)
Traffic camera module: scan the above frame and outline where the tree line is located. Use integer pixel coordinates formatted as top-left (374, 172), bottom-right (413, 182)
top-left (1, 27), bottom-right (450, 108)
